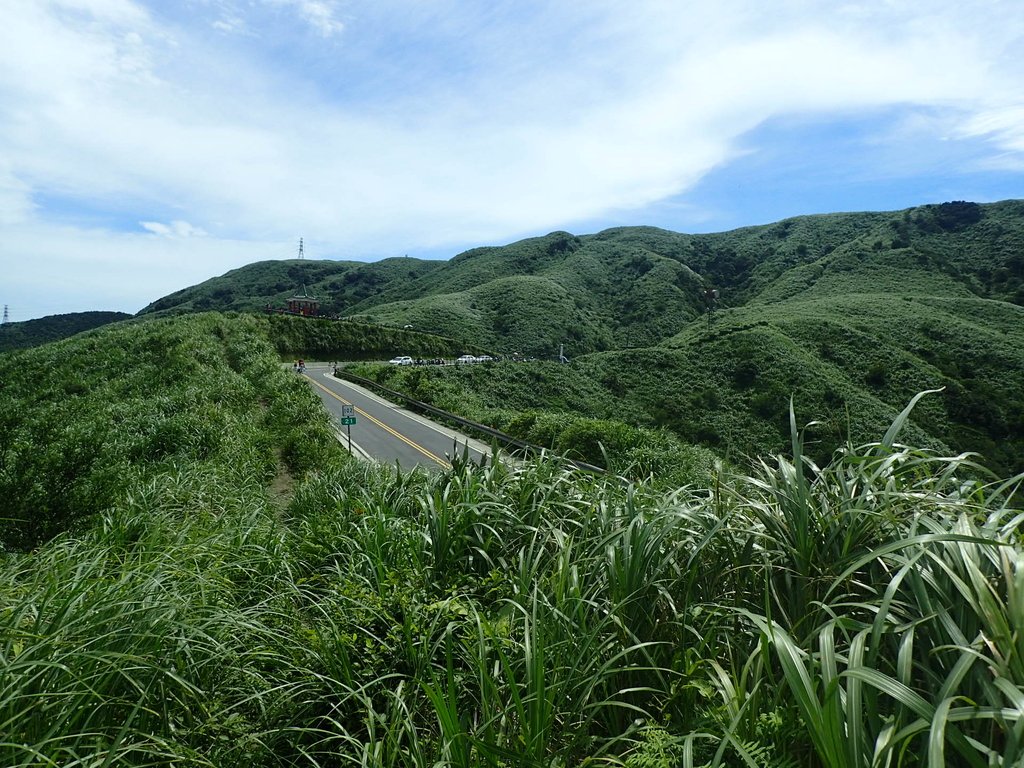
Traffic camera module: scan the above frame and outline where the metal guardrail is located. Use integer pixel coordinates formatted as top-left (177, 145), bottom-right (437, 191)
top-left (334, 369), bottom-right (607, 475)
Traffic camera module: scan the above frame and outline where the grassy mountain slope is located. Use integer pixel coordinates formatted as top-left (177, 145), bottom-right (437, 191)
top-left (352, 275), bottom-right (616, 354)
top-left (354, 287), bottom-right (1024, 475)
top-left (261, 312), bottom-right (490, 359)
top-left (350, 229), bottom-right (710, 352)
top-left (0, 311), bottom-right (478, 550)
top-left (0, 312), bottom-right (340, 549)
top-left (141, 201), bottom-right (1024, 359)
top-left (0, 311), bottom-right (133, 352)
top-left (352, 200), bottom-right (1024, 355)
top-left (138, 256), bottom-right (443, 316)
top-left (345, 200), bottom-right (1024, 475)
top-left (137, 199), bottom-right (1024, 472)
top-left (603, 292), bottom-right (1024, 468)
top-left (350, 357), bottom-right (717, 487)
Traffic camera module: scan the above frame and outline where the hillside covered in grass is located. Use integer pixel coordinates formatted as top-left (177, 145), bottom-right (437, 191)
top-left (2, 312), bottom-right (1024, 766)
top-left (142, 201), bottom-right (1024, 358)
top-left (0, 313), bottom-right (342, 550)
top-left (349, 200), bottom-right (1024, 355)
top-left (138, 256), bottom-right (443, 317)
top-left (0, 310), bottom-right (133, 352)
top-left (351, 283), bottom-right (1024, 477)
top-left (342, 200), bottom-right (1024, 476)
top-left (138, 201), bottom-right (1024, 479)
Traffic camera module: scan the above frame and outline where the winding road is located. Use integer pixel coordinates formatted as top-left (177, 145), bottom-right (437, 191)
top-left (301, 363), bottom-right (491, 469)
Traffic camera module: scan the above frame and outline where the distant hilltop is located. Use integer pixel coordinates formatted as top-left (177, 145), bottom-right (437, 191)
top-left (138, 199), bottom-right (1024, 357)
top-left (0, 311), bottom-right (134, 353)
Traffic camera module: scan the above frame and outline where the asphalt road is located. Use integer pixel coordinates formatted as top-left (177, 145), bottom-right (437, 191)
top-left (300, 364), bottom-right (491, 469)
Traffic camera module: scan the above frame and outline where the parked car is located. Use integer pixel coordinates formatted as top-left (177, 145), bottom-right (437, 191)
top-left (389, 356), bottom-right (413, 365)
top-left (476, 355), bottom-right (494, 362)
top-left (456, 354), bottom-right (477, 364)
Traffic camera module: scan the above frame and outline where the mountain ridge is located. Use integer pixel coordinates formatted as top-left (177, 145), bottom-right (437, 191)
top-left (0, 311), bottom-right (134, 353)
top-left (12, 200), bottom-right (1022, 473)
top-left (138, 199), bottom-right (1024, 357)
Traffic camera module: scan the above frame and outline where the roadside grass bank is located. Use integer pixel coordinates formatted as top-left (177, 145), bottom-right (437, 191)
top-left (347, 360), bottom-right (719, 489)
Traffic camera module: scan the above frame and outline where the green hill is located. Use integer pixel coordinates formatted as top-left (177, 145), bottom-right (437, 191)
top-left (141, 201), bottom-right (1024, 359)
top-left (0, 198), bottom-right (1021, 766)
top-left (347, 200), bottom-right (1024, 355)
top-left (0, 311), bottom-right (133, 352)
top-left (261, 313), bottom-right (490, 359)
top-left (349, 230), bottom-right (710, 352)
top-left (137, 199), bottom-right (1024, 472)
top-left (341, 200), bottom-right (1024, 474)
top-left (355, 288), bottom-right (1024, 475)
top-left (0, 311), bottom-right (481, 549)
top-left (137, 256), bottom-right (443, 316)
top-left (592, 291), bottom-right (1024, 470)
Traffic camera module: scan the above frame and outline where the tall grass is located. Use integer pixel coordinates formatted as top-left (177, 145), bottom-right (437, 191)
top-left (12, 428), bottom-right (1019, 765)
top-left (6, 413), bottom-right (1021, 765)
top-left (0, 495), bottom-right (298, 766)
top-left (705, 398), bottom-right (1024, 767)
top-left (3, 311), bottom-right (1022, 765)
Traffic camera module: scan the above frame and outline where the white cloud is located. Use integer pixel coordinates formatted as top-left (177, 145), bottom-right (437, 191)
top-left (140, 220), bottom-right (208, 238)
top-left (264, 0), bottom-right (344, 37)
top-left (49, 0), bottom-right (150, 27)
top-left (959, 107), bottom-right (1024, 153)
top-left (212, 16), bottom-right (247, 35)
top-left (1, 0), bottom-right (1023, 318)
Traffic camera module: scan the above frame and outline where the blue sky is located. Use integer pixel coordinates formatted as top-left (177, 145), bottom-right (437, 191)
top-left (2, 0), bottom-right (1023, 320)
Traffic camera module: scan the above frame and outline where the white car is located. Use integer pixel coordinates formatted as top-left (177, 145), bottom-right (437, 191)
top-left (476, 355), bottom-right (494, 362)
top-left (456, 354), bottom-right (477, 364)
top-left (389, 356), bottom-right (413, 366)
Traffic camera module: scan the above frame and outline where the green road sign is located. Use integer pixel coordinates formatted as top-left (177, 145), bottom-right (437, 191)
top-left (340, 417), bottom-right (357, 426)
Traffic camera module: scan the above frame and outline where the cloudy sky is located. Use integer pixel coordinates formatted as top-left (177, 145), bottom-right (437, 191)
top-left (2, 0), bottom-right (1023, 320)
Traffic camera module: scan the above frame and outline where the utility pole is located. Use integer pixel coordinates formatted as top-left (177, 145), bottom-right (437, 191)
top-left (297, 238), bottom-right (305, 260)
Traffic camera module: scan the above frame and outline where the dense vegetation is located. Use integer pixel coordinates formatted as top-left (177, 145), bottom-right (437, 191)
top-left (261, 313), bottom-right (489, 360)
top-left (13, 197), bottom-right (1024, 480)
top-left (132, 200), bottom-right (1024, 477)
top-left (2, 313), bottom-right (1023, 766)
top-left (349, 284), bottom-right (1024, 478)
top-left (0, 310), bottom-right (133, 352)
top-left (337, 200), bottom-right (1024, 477)
top-left (0, 313), bottom-right (339, 550)
top-left (138, 256), bottom-right (442, 317)
top-left (143, 200), bottom-right (1024, 359)
top-left (347, 359), bottom-right (719, 490)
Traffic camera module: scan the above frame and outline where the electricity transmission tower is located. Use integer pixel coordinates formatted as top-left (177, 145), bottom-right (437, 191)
top-left (1, 305), bottom-right (8, 324)
top-left (297, 238), bottom-right (305, 260)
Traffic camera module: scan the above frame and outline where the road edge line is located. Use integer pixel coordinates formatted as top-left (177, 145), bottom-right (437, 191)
top-left (333, 428), bottom-right (375, 462)
top-left (328, 374), bottom-right (494, 458)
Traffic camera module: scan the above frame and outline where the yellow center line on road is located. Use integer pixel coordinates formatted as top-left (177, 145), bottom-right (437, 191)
top-left (306, 376), bottom-right (452, 469)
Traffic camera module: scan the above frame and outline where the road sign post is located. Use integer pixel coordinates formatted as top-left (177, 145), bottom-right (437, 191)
top-left (341, 405), bottom-right (356, 452)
